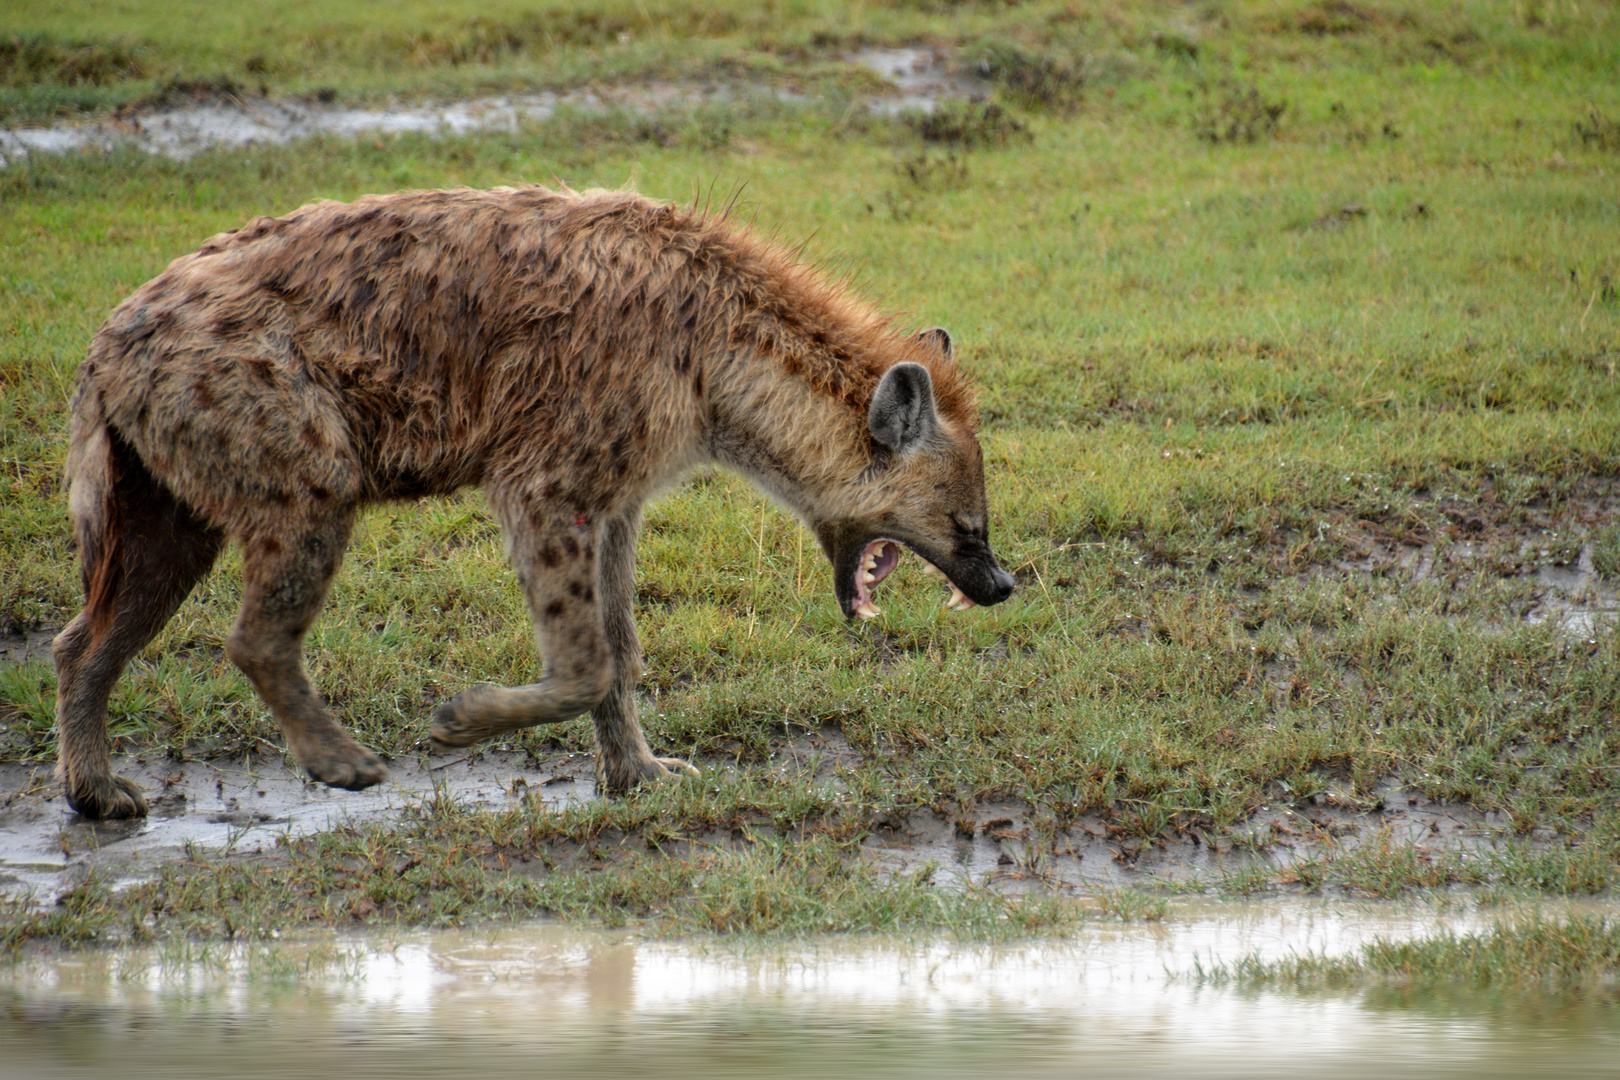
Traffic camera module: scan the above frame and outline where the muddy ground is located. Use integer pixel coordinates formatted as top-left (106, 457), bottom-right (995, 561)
top-left (2, 506), bottom-right (1613, 909)
top-left (0, 48), bottom-right (974, 163)
top-left (0, 722), bottom-right (1552, 909)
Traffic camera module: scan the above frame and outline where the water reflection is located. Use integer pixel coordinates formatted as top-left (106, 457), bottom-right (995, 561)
top-left (4, 900), bottom-right (1618, 1079)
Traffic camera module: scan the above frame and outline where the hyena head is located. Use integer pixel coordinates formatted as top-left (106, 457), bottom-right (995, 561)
top-left (813, 330), bottom-right (1016, 621)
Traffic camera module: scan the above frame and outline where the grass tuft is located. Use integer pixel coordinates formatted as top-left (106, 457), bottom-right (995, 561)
top-left (1191, 914), bottom-right (1620, 989)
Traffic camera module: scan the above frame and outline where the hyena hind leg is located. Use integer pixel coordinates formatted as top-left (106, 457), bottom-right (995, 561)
top-left (225, 508), bottom-right (388, 791)
top-left (54, 463), bottom-right (225, 819)
top-left (592, 507), bottom-right (697, 794)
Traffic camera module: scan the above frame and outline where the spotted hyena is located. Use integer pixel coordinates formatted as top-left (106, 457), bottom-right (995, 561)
top-left (53, 186), bottom-right (1016, 819)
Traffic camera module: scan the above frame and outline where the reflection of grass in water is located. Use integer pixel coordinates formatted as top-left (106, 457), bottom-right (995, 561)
top-left (1190, 914), bottom-right (1620, 990)
top-left (2, 0), bottom-right (1620, 940)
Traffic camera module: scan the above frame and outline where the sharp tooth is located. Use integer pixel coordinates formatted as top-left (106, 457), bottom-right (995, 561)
top-left (946, 585), bottom-right (976, 611)
top-left (862, 570), bottom-right (875, 585)
top-left (855, 601), bottom-right (881, 620)
top-left (920, 561), bottom-right (940, 577)
top-left (862, 553), bottom-right (878, 571)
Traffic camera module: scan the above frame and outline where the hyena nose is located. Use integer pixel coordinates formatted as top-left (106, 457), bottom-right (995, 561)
top-left (989, 565), bottom-right (1016, 603)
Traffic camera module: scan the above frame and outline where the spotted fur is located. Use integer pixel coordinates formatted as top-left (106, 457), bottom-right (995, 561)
top-left (53, 185), bottom-right (1012, 819)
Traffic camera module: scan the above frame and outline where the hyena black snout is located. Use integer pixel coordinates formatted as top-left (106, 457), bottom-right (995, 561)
top-left (957, 553), bottom-right (1015, 607)
top-left (987, 563), bottom-right (1015, 603)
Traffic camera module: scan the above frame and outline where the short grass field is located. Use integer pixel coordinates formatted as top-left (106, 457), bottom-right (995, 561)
top-left (3, 0), bottom-right (1620, 953)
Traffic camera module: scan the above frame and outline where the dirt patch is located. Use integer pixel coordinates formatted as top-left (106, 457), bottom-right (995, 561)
top-left (0, 629), bottom-right (53, 666)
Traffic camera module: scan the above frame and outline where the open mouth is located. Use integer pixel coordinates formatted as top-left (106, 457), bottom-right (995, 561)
top-left (851, 537), bottom-right (977, 620)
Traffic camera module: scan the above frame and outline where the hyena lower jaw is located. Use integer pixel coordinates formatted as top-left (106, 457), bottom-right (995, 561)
top-left (847, 539), bottom-right (955, 619)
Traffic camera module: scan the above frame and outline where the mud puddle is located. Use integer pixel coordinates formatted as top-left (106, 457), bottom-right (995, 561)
top-left (871, 774), bottom-right (1537, 896)
top-left (1, 720), bottom-right (1535, 909)
top-left (0, 750), bottom-right (592, 904)
top-left (4, 901), bottom-right (1618, 1079)
top-left (0, 49), bottom-right (978, 163)
top-left (1526, 543), bottom-right (1619, 637)
top-left (1328, 497), bottom-right (1620, 640)
top-left (851, 46), bottom-right (986, 113)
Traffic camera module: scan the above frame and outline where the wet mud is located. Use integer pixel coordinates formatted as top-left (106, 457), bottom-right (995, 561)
top-left (0, 750), bottom-right (591, 904)
top-left (858, 775), bottom-right (1534, 896)
top-left (0, 721), bottom-right (1550, 910)
top-left (0, 630), bottom-right (53, 667)
top-left (0, 49), bottom-right (978, 163)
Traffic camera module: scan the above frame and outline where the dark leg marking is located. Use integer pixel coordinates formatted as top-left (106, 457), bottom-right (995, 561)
top-left (429, 504), bottom-right (615, 748)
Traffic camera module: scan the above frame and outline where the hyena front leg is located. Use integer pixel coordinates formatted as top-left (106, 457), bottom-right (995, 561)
top-left (593, 507), bottom-right (698, 793)
top-left (226, 508), bottom-right (389, 791)
top-left (428, 507), bottom-right (616, 748)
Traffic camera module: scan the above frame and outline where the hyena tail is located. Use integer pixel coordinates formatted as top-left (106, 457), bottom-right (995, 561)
top-left (62, 386), bottom-right (124, 644)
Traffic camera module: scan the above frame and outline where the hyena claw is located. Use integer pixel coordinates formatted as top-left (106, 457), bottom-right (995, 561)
top-left (654, 756), bottom-right (701, 780)
top-left (286, 729), bottom-right (390, 791)
top-left (595, 754), bottom-right (700, 796)
top-left (302, 748), bottom-right (389, 791)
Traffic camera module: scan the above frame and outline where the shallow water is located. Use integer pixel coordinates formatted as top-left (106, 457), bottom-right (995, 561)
top-left (0, 49), bottom-right (975, 163)
top-left (5, 902), bottom-right (1618, 1079)
top-left (0, 749), bottom-right (591, 903)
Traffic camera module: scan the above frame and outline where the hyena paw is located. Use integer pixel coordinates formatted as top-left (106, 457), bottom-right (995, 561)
top-left (427, 692), bottom-right (495, 750)
top-left (298, 737), bottom-right (389, 791)
top-left (64, 774), bottom-right (149, 820)
top-left (597, 755), bottom-right (699, 795)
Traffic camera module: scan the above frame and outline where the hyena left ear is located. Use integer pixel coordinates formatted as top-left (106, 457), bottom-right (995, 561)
top-left (869, 362), bottom-right (939, 453)
top-left (916, 327), bottom-right (953, 361)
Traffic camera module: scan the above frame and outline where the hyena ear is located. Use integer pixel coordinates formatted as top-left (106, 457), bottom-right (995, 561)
top-left (915, 327), bottom-right (953, 361)
top-left (869, 362), bottom-right (939, 453)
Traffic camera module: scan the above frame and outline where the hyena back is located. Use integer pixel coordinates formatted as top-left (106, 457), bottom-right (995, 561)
top-left (55, 185), bottom-right (1015, 819)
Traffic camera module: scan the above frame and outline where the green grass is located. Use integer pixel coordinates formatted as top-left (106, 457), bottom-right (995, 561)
top-left (1191, 913), bottom-right (1620, 989)
top-left (4, 0), bottom-right (1616, 123)
top-left (4, 0), bottom-right (1620, 942)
